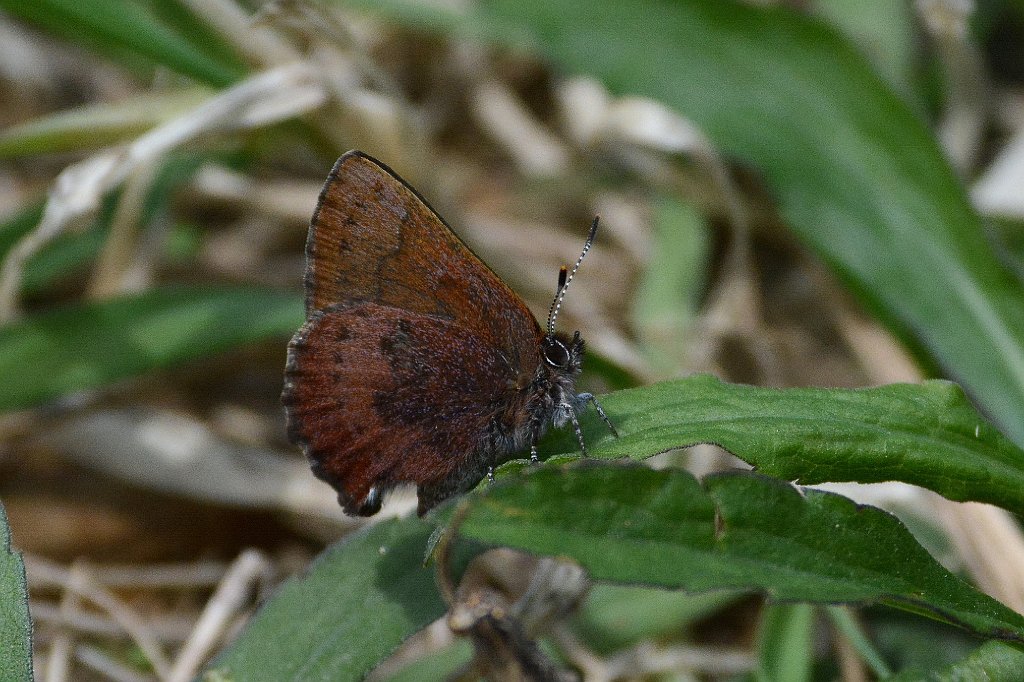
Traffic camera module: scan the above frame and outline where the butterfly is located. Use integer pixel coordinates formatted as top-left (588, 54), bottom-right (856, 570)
top-left (283, 151), bottom-right (616, 516)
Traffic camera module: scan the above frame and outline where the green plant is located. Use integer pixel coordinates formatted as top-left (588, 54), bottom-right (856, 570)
top-left (2, 0), bottom-right (1023, 680)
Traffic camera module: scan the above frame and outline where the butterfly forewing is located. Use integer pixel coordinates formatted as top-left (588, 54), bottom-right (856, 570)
top-left (304, 152), bottom-right (541, 358)
top-left (284, 152), bottom-right (545, 515)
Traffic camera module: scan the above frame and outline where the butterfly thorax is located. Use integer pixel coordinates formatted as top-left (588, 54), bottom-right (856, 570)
top-left (480, 331), bottom-right (583, 462)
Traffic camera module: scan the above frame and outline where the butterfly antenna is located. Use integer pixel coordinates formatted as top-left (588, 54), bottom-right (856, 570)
top-left (547, 216), bottom-right (600, 336)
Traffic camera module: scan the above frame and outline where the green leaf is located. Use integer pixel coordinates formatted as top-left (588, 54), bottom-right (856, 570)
top-left (532, 375), bottom-right (1024, 517)
top-left (206, 518), bottom-right (446, 681)
top-left (889, 640), bottom-right (1024, 681)
top-left (0, 500), bottom-right (33, 682)
top-left (811, 0), bottom-right (919, 107)
top-left (467, 0), bottom-right (1024, 446)
top-left (0, 0), bottom-right (243, 86)
top-left (0, 286), bottom-right (302, 412)
top-left (756, 604), bottom-right (815, 682)
top-left (870, 607), bottom-right (982, 676)
top-left (457, 463), bottom-right (1024, 643)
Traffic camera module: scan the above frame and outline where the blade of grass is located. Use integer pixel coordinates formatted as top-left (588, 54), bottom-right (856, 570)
top-left (0, 89), bottom-right (210, 159)
top-left (826, 606), bottom-right (894, 679)
top-left (0, 286), bottom-right (302, 411)
top-left (0, 0), bottom-right (243, 86)
top-left (756, 604), bottom-right (814, 682)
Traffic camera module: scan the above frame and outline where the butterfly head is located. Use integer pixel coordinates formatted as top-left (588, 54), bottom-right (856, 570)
top-left (542, 330), bottom-right (584, 375)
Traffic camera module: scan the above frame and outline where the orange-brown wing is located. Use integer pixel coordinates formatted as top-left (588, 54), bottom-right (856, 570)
top-left (304, 151), bottom-right (542, 370)
top-left (283, 302), bottom-right (526, 516)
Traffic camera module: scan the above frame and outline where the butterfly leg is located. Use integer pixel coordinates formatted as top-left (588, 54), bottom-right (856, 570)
top-left (578, 392), bottom-right (618, 437)
top-left (487, 466), bottom-right (495, 483)
top-left (560, 402), bottom-right (588, 457)
top-left (528, 414), bottom-right (544, 465)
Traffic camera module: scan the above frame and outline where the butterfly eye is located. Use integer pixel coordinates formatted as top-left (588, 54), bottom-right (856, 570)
top-left (543, 338), bottom-right (570, 368)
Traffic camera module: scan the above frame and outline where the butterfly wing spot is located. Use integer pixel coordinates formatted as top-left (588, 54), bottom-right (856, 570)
top-left (333, 322), bottom-right (352, 342)
top-left (355, 486), bottom-right (383, 516)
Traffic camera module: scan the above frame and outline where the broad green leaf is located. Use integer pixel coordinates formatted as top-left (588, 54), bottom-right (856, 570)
top-left (531, 376), bottom-right (1024, 516)
top-left (756, 604), bottom-right (814, 682)
top-left (468, 0), bottom-right (1024, 446)
top-left (0, 287), bottom-right (302, 412)
top-left (206, 518), bottom-right (446, 681)
top-left (0, 0), bottom-right (242, 86)
top-left (457, 463), bottom-right (1024, 643)
top-left (889, 640), bottom-right (1024, 681)
top-left (0, 500), bottom-right (33, 682)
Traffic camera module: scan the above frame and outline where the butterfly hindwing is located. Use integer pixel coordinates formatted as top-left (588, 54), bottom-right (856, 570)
top-left (284, 302), bottom-right (530, 515)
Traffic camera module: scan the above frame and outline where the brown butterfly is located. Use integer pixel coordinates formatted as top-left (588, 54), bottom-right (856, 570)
top-left (283, 151), bottom-right (616, 516)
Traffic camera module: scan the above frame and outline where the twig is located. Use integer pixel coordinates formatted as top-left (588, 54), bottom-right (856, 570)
top-left (25, 555), bottom-right (173, 679)
top-left (84, 560), bottom-right (229, 589)
top-left (30, 601), bottom-right (195, 642)
top-left (166, 548), bottom-right (273, 682)
top-left (86, 160), bottom-right (159, 299)
top-left (43, 562), bottom-right (86, 682)
top-left (76, 644), bottom-right (156, 682)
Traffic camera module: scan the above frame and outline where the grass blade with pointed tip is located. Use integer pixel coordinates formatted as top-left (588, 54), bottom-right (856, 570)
top-left (206, 518), bottom-right (446, 680)
top-left (0, 0), bottom-right (243, 86)
top-left (457, 463), bottom-right (1024, 644)
top-left (0, 287), bottom-right (302, 412)
top-left (531, 376), bottom-right (1024, 516)
top-left (0, 501), bottom-right (33, 682)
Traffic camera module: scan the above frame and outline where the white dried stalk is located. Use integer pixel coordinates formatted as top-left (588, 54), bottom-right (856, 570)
top-left (166, 549), bottom-right (273, 682)
top-left (0, 61), bottom-right (327, 321)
